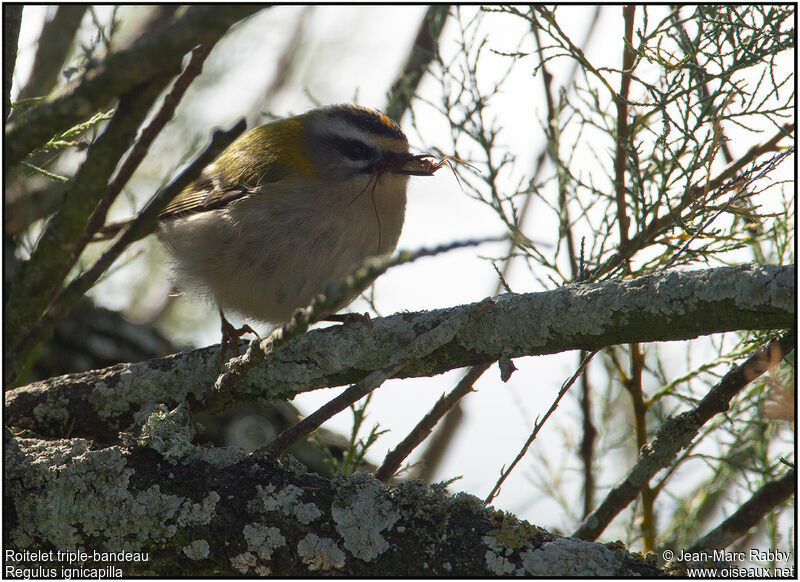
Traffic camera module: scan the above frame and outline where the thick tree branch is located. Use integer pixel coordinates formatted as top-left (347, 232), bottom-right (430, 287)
top-left (4, 430), bottom-right (662, 576)
top-left (5, 264), bottom-right (793, 441)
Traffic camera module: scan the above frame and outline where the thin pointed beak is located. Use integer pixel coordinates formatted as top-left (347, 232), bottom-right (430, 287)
top-left (381, 152), bottom-right (439, 176)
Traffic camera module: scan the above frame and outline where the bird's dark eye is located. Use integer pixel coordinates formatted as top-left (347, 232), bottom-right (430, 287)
top-left (334, 137), bottom-right (373, 162)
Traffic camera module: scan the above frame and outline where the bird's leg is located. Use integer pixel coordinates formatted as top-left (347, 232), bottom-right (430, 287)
top-left (218, 307), bottom-right (257, 364)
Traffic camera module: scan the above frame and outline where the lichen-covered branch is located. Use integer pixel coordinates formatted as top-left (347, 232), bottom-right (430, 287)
top-left (4, 427), bottom-right (661, 576)
top-left (5, 263), bottom-right (793, 441)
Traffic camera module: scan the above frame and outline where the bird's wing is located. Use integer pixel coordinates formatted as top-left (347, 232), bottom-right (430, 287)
top-left (159, 125), bottom-right (293, 220)
top-left (159, 179), bottom-right (249, 219)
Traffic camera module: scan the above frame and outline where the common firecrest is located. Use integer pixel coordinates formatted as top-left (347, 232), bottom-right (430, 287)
top-left (146, 104), bottom-right (436, 333)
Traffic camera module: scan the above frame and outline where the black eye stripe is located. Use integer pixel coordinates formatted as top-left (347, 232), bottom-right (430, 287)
top-left (330, 136), bottom-right (375, 162)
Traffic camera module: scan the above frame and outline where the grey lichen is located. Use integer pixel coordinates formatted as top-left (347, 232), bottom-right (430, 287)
top-left (297, 533), bottom-right (346, 571)
top-left (230, 552), bottom-right (259, 575)
top-left (251, 483), bottom-right (322, 524)
top-left (519, 537), bottom-right (619, 576)
top-left (250, 484), bottom-right (276, 512)
top-left (332, 473), bottom-right (400, 562)
top-left (135, 403), bottom-right (193, 462)
top-left (177, 491), bottom-right (220, 526)
top-left (6, 437), bottom-right (184, 552)
top-left (485, 550), bottom-right (517, 575)
top-left (483, 535), bottom-right (518, 575)
top-left (130, 485), bottom-right (183, 542)
top-left (242, 523), bottom-right (286, 561)
top-left (131, 403), bottom-right (245, 467)
top-left (182, 443), bottom-right (246, 467)
top-left (182, 539), bottom-right (210, 560)
top-left (88, 378), bottom-right (133, 420)
top-left (33, 396), bottom-right (69, 425)
top-left (294, 501), bottom-right (323, 525)
top-left (272, 484), bottom-right (303, 510)
top-left (482, 532), bottom-right (623, 576)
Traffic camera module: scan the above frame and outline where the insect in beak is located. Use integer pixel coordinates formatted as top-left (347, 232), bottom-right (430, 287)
top-left (382, 153), bottom-right (478, 177)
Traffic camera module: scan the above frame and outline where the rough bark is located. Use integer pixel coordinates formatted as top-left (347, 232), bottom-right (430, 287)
top-left (4, 428), bottom-right (660, 576)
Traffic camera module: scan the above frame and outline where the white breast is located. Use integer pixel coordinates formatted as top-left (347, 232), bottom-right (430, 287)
top-left (158, 175), bottom-right (408, 323)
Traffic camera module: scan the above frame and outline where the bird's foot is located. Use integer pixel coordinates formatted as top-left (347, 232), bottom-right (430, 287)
top-left (324, 312), bottom-right (373, 331)
top-left (219, 314), bottom-right (258, 365)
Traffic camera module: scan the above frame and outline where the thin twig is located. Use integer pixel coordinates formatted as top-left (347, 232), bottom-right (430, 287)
top-left (484, 350), bottom-right (598, 505)
top-left (613, 5), bottom-right (637, 248)
top-left (83, 43), bottom-right (215, 241)
top-left (374, 361), bottom-right (488, 482)
top-left (590, 123), bottom-right (794, 280)
top-left (261, 300), bottom-right (490, 457)
top-left (661, 148), bottom-right (793, 270)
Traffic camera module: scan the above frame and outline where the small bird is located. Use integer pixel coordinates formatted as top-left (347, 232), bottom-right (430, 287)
top-left (103, 104), bottom-right (439, 347)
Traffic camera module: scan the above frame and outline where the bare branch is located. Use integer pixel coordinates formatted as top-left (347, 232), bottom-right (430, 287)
top-left (385, 5), bottom-right (450, 122)
top-left (375, 362), bottom-right (489, 482)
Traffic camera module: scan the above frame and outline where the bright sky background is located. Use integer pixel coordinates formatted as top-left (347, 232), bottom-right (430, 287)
top-left (12, 5), bottom-right (794, 550)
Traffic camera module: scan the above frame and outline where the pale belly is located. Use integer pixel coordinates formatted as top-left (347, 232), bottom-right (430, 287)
top-left (158, 183), bottom-right (407, 322)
